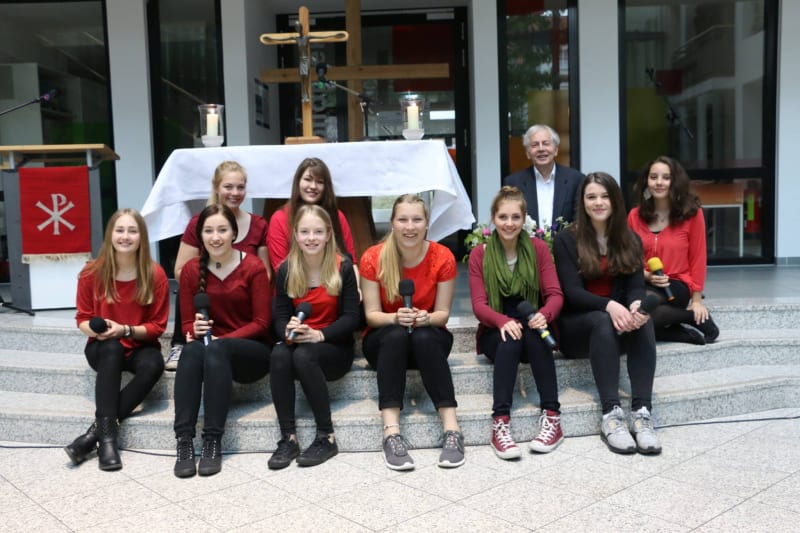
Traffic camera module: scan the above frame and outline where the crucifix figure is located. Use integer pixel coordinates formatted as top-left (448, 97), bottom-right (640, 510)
top-left (260, 6), bottom-right (349, 139)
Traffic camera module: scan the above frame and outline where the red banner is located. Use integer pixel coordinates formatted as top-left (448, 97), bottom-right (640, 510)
top-left (18, 166), bottom-right (91, 260)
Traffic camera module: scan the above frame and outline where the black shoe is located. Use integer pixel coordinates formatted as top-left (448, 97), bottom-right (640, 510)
top-left (268, 436), bottom-right (301, 470)
top-left (656, 324), bottom-right (706, 345)
top-left (198, 436), bottom-right (222, 476)
top-left (95, 417), bottom-right (122, 471)
top-left (174, 435), bottom-right (196, 478)
top-left (296, 435), bottom-right (338, 467)
top-left (64, 422), bottom-right (97, 465)
top-left (696, 316), bottom-right (720, 343)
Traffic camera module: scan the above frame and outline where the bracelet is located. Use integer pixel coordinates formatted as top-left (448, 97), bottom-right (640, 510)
top-left (318, 330), bottom-right (325, 342)
top-left (383, 423), bottom-right (399, 430)
top-left (126, 325), bottom-right (134, 338)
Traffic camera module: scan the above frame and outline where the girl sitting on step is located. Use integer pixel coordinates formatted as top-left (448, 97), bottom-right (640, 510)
top-left (67, 208), bottom-right (169, 471)
top-left (469, 186), bottom-right (565, 460)
top-left (360, 194), bottom-right (465, 471)
top-left (268, 205), bottom-right (359, 469)
top-left (172, 204), bottom-right (272, 478)
top-left (554, 173), bottom-right (661, 455)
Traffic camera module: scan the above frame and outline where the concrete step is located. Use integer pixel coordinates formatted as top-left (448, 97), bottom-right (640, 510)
top-left (2, 331), bottom-right (798, 402)
top-left (1, 363), bottom-right (798, 451)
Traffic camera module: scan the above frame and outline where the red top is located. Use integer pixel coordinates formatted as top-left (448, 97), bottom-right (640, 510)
top-left (294, 286), bottom-right (338, 330)
top-left (181, 212), bottom-right (268, 256)
top-left (179, 253), bottom-right (271, 341)
top-left (585, 256), bottom-right (613, 297)
top-left (267, 205), bottom-right (356, 272)
top-left (469, 237), bottom-right (563, 327)
top-left (627, 206), bottom-right (707, 293)
top-left (75, 262), bottom-right (170, 356)
top-left (359, 240), bottom-right (456, 314)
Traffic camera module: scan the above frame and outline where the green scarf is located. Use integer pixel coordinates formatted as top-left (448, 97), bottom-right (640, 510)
top-left (483, 231), bottom-right (539, 313)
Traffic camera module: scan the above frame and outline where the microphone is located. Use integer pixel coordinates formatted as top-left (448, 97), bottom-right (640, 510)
top-left (315, 62), bottom-right (330, 89)
top-left (399, 279), bottom-right (415, 334)
top-left (193, 293), bottom-right (212, 346)
top-left (646, 257), bottom-right (675, 301)
top-left (40, 89), bottom-right (57, 102)
top-left (638, 294), bottom-right (661, 316)
top-left (89, 317), bottom-right (108, 334)
top-left (287, 302), bottom-right (312, 342)
top-left (516, 301), bottom-right (557, 350)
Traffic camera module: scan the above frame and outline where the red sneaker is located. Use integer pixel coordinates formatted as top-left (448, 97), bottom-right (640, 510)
top-left (529, 409), bottom-right (564, 453)
top-left (491, 415), bottom-right (521, 460)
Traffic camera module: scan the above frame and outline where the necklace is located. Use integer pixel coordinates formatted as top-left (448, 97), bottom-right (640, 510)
top-left (506, 256), bottom-right (518, 266)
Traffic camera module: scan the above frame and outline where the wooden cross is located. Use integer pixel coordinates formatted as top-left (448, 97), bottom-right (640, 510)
top-left (259, 1), bottom-right (450, 142)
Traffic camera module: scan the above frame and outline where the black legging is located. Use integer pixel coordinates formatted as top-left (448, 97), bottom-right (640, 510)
top-left (558, 310), bottom-right (656, 414)
top-left (363, 325), bottom-right (456, 411)
top-left (85, 339), bottom-right (165, 420)
top-left (171, 288), bottom-right (184, 347)
top-left (481, 327), bottom-right (560, 417)
top-left (270, 341), bottom-right (354, 436)
top-left (646, 279), bottom-right (695, 330)
top-left (173, 338), bottom-right (270, 439)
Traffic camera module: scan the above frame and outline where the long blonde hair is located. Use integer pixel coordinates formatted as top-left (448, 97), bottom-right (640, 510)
top-left (285, 204), bottom-right (342, 297)
top-left (207, 160), bottom-right (247, 206)
top-left (377, 194), bottom-right (429, 302)
top-left (83, 208), bottom-right (156, 304)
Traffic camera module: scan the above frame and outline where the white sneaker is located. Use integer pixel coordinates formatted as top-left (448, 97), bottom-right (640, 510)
top-left (601, 406), bottom-right (636, 454)
top-left (165, 345), bottom-right (182, 371)
top-left (630, 406), bottom-right (662, 455)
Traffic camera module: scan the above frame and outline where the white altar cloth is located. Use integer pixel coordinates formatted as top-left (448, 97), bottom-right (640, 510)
top-left (141, 140), bottom-right (475, 243)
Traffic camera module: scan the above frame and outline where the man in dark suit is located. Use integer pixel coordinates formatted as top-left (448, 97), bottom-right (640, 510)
top-left (502, 124), bottom-right (584, 228)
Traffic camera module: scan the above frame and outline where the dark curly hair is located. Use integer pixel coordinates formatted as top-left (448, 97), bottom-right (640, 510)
top-left (633, 155), bottom-right (700, 225)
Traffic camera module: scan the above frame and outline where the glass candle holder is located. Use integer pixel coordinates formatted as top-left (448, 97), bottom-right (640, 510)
top-left (199, 104), bottom-right (225, 147)
top-left (399, 93), bottom-right (425, 140)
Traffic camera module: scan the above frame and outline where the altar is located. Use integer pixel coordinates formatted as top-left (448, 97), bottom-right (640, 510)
top-left (140, 139), bottom-right (475, 244)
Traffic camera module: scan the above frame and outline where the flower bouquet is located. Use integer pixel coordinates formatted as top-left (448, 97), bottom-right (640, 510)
top-left (462, 216), bottom-right (569, 261)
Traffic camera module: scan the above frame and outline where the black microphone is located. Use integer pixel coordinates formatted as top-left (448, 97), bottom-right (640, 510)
top-left (516, 301), bottom-right (557, 350)
top-left (638, 294), bottom-right (661, 316)
top-left (287, 302), bottom-right (312, 342)
top-left (193, 293), bottom-right (212, 346)
top-left (646, 257), bottom-right (675, 301)
top-left (89, 317), bottom-right (108, 334)
top-left (399, 279), bottom-right (415, 334)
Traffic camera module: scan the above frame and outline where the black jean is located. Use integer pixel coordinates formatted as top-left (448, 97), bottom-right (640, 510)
top-left (85, 339), bottom-right (165, 420)
top-left (173, 338), bottom-right (271, 439)
top-left (270, 341), bottom-right (354, 436)
top-left (645, 279), bottom-right (696, 331)
top-left (170, 288), bottom-right (183, 347)
top-left (363, 325), bottom-right (456, 411)
top-left (558, 310), bottom-right (656, 414)
top-left (481, 327), bottom-right (560, 417)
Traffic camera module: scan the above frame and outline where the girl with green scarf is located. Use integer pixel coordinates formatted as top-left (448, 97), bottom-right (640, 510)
top-left (468, 186), bottom-right (565, 460)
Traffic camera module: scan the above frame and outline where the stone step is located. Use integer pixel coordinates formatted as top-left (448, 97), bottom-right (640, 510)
top-left (2, 331), bottom-right (798, 403)
top-left (1, 363), bottom-right (798, 451)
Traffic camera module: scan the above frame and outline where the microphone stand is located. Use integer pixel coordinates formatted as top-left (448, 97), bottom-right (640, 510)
top-left (319, 79), bottom-right (373, 138)
top-left (644, 68), bottom-right (694, 141)
top-left (0, 93), bottom-right (53, 118)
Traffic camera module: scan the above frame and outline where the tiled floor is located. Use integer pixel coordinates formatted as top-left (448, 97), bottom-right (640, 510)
top-left (1, 408), bottom-right (798, 531)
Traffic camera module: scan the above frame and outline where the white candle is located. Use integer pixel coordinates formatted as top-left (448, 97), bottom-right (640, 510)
top-left (407, 103), bottom-right (419, 130)
top-left (206, 113), bottom-right (219, 136)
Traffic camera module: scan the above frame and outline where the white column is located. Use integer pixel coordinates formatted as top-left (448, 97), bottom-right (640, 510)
top-left (468, 0), bottom-right (502, 223)
top-left (106, 0), bottom-right (154, 214)
top-left (776, 0), bottom-right (800, 262)
top-left (578, 0), bottom-right (620, 180)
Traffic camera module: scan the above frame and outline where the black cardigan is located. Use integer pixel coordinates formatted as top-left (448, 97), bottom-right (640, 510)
top-left (553, 230), bottom-right (645, 313)
top-left (272, 255), bottom-right (360, 344)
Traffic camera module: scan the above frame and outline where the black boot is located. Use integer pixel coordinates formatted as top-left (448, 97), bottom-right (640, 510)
top-left (174, 435), bottom-right (197, 478)
top-left (64, 422), bottom-right (97, 465)
top-left (198, 436), bottom-right (222, 476)
top-left (95, 417), bottom-right (122, 471)
top-left (655, 324), bottom-right (706, 345)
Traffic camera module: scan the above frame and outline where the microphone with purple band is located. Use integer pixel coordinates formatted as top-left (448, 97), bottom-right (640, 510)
top-left (399, 279), bottom-right (415, 334)
top-left (287, 302), bottom-right (312, 342)
top-left (193, 293), bottom-right (212, 345)
top-left (516, 301), bottom-right (557, 350)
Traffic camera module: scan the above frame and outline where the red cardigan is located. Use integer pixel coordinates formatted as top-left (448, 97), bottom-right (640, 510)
top-left (468, 237), bottom-right (563, 352)
top-left (627, 206), bottom-right (707, 293)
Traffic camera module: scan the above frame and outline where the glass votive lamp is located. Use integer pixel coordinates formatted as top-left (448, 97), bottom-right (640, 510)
top-left (199, 104), bottom-right (224, 147)
top-left (400, 93), bottom-right (425, 140)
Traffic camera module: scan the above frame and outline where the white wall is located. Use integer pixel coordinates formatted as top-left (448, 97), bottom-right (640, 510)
top-left (578, 0), bottom-right (621, 179)
top-left (106, 0), bottom-right (154, 214)
top-left (776, 0), bottom-right (800, 262)
top-left (468, 0), bottom-right (502, 223)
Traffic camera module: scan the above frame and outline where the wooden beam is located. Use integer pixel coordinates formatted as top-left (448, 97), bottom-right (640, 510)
top-left (259, 31), bottom-right (348, 45)
top-left (261, 63), bottom-right (450, 84)
top-left (346, 0), bottom-right (363, 141)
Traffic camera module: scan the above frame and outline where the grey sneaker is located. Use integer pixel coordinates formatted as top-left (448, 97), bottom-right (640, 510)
top-left (601, 406), bottom-right (636, 454)
top-left (165, 345), bottom-right (182, 371)
top-left (630, 406), bottom-right (662, 455)
top-left (438, 430), bottom-right (466, 468)
top-left (383, 434), bottom-right (414, 471)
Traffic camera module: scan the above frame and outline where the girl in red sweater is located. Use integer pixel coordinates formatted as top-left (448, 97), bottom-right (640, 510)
top-left (627, 156), bottom-right (719, 345)
top-left (68, 208), bottom-right (169, 471)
